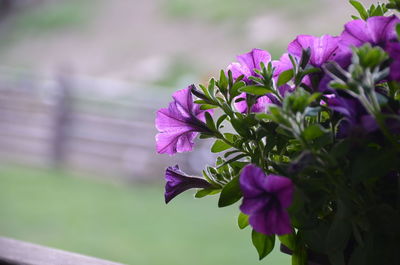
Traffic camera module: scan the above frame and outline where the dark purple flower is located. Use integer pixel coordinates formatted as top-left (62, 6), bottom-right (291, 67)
top-left (340, 15), bottom-right (400, 49)
top-left (239, 164), bottom-right (293, 235)
top-left (165, 165), bottom-right (212, 203)
top-left (155, 86), bottom-right (213, 155)
top-left (327, 95), bottom-right (378, 137)
top-left (288, 34), bottom-right (340, 67)
top-left (387, 42), bottom-right (400, 82)
top-left (227, 49), bottom-right (272, 113)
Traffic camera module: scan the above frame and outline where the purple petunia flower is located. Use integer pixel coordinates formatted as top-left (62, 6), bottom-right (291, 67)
top-left (338, 15), bottom-right (400, 75)
top-left (239, 164), bottom-right (293, 235)
top-left (340, 15), bottom-right (400, 49)
top-left (286, 35), bottom-right (340, 91)
top-left (327, 95), bottom-right (378, 138)
top-left (155, 86), bottom-right (213, 155)
top-left (227, 48), bottom-right (272, 82)
top-left (288, 34), bottom-right (340, 68)
top-left (165, 165), bottom-right (212, 203)
top-left (227, 49), bottom-right (272, 113)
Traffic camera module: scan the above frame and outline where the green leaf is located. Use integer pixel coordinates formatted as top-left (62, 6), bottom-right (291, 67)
top-left (204, 112), bottom-right (217, 132)
top-left (208, 78), bottom-right (216, 96)
top-left (277, 69), bottom-right (294, 86)
top-left (251, 230), bottom-right (275, 260)
top-left (302, 124), bottom-right (325, 140)
top-left (397, 24), bottom-right (400, 40)
top-left (218, 176), bottom-right (242, 207)
top-left (230, 80), bottom-right (246, 98)
top-left (216, 114), bottom-right (227, 128)
top-left (278, 233), bottom-right (296, 251)
top-left (211, 139), bottom-right (231, 153)
top-left (238, 212), bottom-right (249, 229)
top-left (219, 70), bottom-right (228, 91)
top-left (195, 188), bottom-right (221, 198)
top-left (200, 104), bottom-right (218, 110)
top-left (350, 0), bottom-right (368, 20)
top-left (292, 242), bottom-right (307, 265)
top-left (325, 200), bottom-right (352, 253)
top-left (299, 48), bottom-right (311, 69)
top-left (239, 85), bottom-right (273, 95)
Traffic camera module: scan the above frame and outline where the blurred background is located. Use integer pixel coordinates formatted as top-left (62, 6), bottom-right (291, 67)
top-left (0, 0), bottom-right (376, 264)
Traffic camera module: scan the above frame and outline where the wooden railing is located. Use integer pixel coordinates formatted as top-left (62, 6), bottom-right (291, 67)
top-left (0, 237), bottom-right (125, 265)
top-left (0, 71), bottom-right (194, 181)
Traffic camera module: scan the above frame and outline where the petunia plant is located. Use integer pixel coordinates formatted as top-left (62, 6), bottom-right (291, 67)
top-left (155, 1), bottom-right (400, 265)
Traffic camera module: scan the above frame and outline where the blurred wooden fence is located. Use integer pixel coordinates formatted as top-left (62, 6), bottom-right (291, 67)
top-left (0, 71), bottom-right (192, 181)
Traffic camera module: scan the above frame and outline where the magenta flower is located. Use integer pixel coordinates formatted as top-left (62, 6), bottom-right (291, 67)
top-left (165, 165), bottom-right (212, 203)
top-left (288, 34), bottom-right (340, 67)
top-left (340, 15), bottom-right (400, 49)
top-left (155, 86), bottom-right (213, 155)
top-left (239, 164), bottom-right (293, 235)
top-left (227, 49), bottom-right (272, 113)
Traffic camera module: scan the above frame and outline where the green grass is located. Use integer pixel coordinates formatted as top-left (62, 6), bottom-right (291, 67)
top-left (0, 165), bottom-right (290, 265)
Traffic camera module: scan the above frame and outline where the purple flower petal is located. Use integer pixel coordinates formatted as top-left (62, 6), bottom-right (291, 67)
top-left (387, 42), bottom-right (400, 82)
top-left (165, 165), bottom-right (212, 203)
top-left (288, 34), bottom-right (340, 67)
top-left (226, 48), bottom-right (271, 83)
top-left (226, 62), bottom-right (251, 81)
top-left (234, 93), bottom-right (272, 113)
top-left (340, 15), bottom-right (400, 49)
top-left (239, 164), bottom-right (293, 235)
top-left (249, 205), bottom-right (292, 235)
top-left (155, 86), bottom-right (213, 155)
top-left (272, 53), bottom-right (293, 78)
top-left (237, 48), bottom-right (271, 75)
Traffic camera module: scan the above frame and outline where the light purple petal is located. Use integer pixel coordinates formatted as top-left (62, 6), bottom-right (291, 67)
top-left (288, 34), bottom-right (339, 67)
top-left (340, 19), bottom-right (371, 48)
top-left (272, 53), bottom-right (293, 78)
top-left (172, 86), bottom-right (195, 117)
top-left (234, 93), bottom-right (271, 113)
top-left (155, 105), bottom-right (193, 131)
top-left (156, 130), bottom-right (197, 155)
top-left (340, 15), bottom-right (400, 49)
top-left (155, 86), bottom-right (213, 155)
top-left (237, 49), bottom-right (271, 75)
top-left (226, 62), bottom-right (251, 81)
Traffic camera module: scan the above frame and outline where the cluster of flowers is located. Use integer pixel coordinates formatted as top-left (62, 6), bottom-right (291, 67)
top-left (156, 2), bottom-right (400, 264)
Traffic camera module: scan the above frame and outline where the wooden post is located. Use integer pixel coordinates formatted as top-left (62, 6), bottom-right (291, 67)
top-left (51, 72), bottom-right (73, 168)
